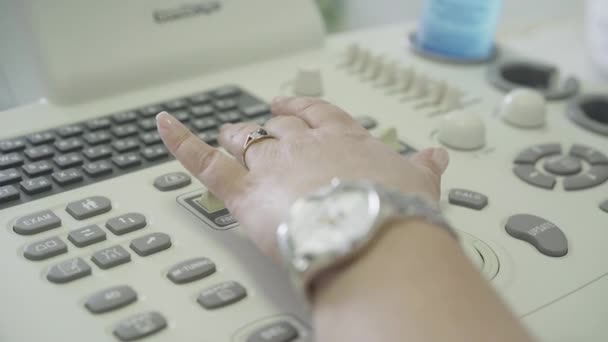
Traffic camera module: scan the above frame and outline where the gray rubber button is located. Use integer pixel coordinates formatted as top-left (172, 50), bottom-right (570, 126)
top-left (448, 189), bottom-right (488, 210)
top-left (106, 213), bottom-right (147, 235)
top-left (113, 311), bottom-right (167, 341)
top-left (85, 285), bottom-right (137, 314)
top-left (47, 257), bottom-right (92, 283)
top-left (355, 116), bottom-right (378, 130)
top-left (23, 236), bottom-right (67, 261)
top-left (130, 233), bottom-right (171, 256)
top-left (0, 168), bottom-right (22, 186)
top-left (68, 225), bottom-right (106, 247)
top-left (153, 172), bottom-right (191, 191)
top-left (569, 144), bottom-right (608, 165)
top-left (513, 165), bottom-right (556, 189)
top-left (543, 155), bottom-right (582, 176)
top-left (197, 281), bottom-right (247, 309)
top-left (167, 257), bottom-right (216, 284)
top-left (563, 166), bottom-right (608, 191)
top-left (247, 321), bottom-right (299, 342)
top-left (91, 245), bottom-right (131, 269)
top-left (601, 199), bottom-right (608, 213)
top-left (514, 143), bottom-right (561, 164)
top-left (13, 209), bottom-right (61, 235)
top-left (505, 214), bottom-right (568, 257)
top-left (0, 184), bottom-right (20, 203)
top-left (66, 196), bottom-right (112, 220)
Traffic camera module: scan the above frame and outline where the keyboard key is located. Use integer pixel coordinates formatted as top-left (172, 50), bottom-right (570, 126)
top-left (1, 152), bottom-right (25, 168)
top-left (23, 236), bottom-right (68, 261)
top-left (0, 138), bottom-right (26, 153)
top-left (192, 117), bottom-right (218, 131)
top-left (85, 285), bottom-right (137, 314)
top-left (241, 103), bottom-right (270, 118)
top-left (212, 85), bottom-right (241, 98)
top-left (83, 160), bottom-right (113, 177)
top-left (140, 104), bottom-right (164, 117)
top-left (68, 224), bottom-right (106, 247)
top-left (247, 321), bottom-right (299, 342)
top-left (112, 111), bottom-right (138, 124)
top-left (112, 124), bottom-right (138, 138)
top-left (91, 245), bottom-right (131, 269)
top-left (189, 93), bottom-right (211, 104)
top-left (167, 257), bottom-right (216, 284)
top-left (52, 168), bottom-right (84, 186)
top-left (22, 160), bottom-right (53, 177)
top-left (140, 132), bottom-right (161, 145)
top-left (83, 131), bottom-right (112, 145)
top-left (0, 185), bottom-right (20, 204)
top-left (83, 145), bottom-right (113, 161)
top-left (106, 212), bottom-right (146, 235)
top-left (173, 109), bottom-right (190, 122)
top-left (53, 153), bottom-right (84, 169)
top-left (20, 177), bottom-right (52, 195)
top-left (191, 104), bottom-right (215, 117)
top-left (113, 312), bottom-right (167, 341)
top-left (24, 145), bottom-right (54, 161)
top-left (129, 232), bottom-right (171, 256)
top-left (214, 99), bottom-right (238, 111)
top-left (112, 138), bottom-right (140, 153)
top-left (57, 125), bottom-right (84, 138)
top-left (47, 257), bottom-right (92, 284)
top-left (0, 168), bottom-right (22, 186)
top-left (55, 138), bottom-right (84, 153)
top-left (66, 196), bottom-right (112, 220)
top-left (112, 153), bottom-right (142, 169)
top-left (27, 132), bottom-right (55, 145)
top-left (198, 131), bottom-right (219, 144)
top-left (197, 281), bottom-right (247, 309)
top-left (165, 98), bottom-right (188, 111)
top-left (217, 110), bottom-right (241, 123)
top-left (13, 209), bottom-right (61, 235)
top-left (153, 172), bottom-right (191, 191)
top-left (138, 118), bottom-right (157, 131)
top-left (86, 118), bottom-right (112, 131)
top-left (141, 145), bottom-right (168, 161)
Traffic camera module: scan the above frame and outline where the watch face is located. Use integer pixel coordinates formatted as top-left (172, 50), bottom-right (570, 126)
top-left (289, 184), bottom-right (378, 257)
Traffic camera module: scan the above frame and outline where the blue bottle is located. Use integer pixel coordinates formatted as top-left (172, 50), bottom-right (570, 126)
top-left (415, 0), bottom-right (503, 61)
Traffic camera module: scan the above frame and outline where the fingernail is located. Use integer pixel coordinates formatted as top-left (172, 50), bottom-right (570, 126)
top-left (271, 96), bottom-right (288, 104)
top-left (431, 147), bottom-right (449, 172)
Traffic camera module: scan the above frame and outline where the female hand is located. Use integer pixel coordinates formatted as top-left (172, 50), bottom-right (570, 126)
top-left (156, 96), bottom-right (449, 258)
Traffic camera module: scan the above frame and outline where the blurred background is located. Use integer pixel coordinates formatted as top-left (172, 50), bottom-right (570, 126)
top-left (315, 0), bottom-right (581, 34)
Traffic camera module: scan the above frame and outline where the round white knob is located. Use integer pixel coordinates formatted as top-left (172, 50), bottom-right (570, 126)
top-left (499, 88), bottom-right (546, 128)
top-left (438, 111), bottom-right (486, 150)
top-left (294, 66), bottom-right (323, 97)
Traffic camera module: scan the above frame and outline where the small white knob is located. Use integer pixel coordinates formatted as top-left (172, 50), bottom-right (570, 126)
top-left (356, 50), bottom-right (372, 73)
top-left (398, 67), bottom-right (415, 91)
top-left (294, 66), bottom-right (323, 97)
top-left (438, 111), bottom-right (486, 150)
top-left (499, 88), bottom-right (546, 128)
top-left (363, 55), bottom-right (385, 81)
top-left (376, 61), bottom-right (398, 86)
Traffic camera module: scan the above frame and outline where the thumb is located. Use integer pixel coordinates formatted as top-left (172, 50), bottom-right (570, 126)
top-left (409, 147), bottom-right (450, 177)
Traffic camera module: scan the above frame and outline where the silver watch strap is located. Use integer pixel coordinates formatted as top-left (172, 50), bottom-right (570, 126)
top-left (383, 190), bottom-right (458, 239)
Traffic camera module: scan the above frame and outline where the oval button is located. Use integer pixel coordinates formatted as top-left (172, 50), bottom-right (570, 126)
top-left (505, 214), bottom-right (568, 257)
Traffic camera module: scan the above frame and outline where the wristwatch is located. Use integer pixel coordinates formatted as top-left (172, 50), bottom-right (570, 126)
top-left (276, 178), bottom-right (455, 298)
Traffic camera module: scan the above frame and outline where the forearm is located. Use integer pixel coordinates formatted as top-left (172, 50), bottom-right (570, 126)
top-left (311, 219), bottom-right (535, 342)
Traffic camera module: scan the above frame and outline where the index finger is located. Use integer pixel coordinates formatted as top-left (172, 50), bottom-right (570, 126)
top-left (156, 112), bottom-right (248, 201)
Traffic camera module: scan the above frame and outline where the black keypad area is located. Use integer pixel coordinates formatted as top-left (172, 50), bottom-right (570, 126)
top-left (0, 85), bottom-right (271, 210)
